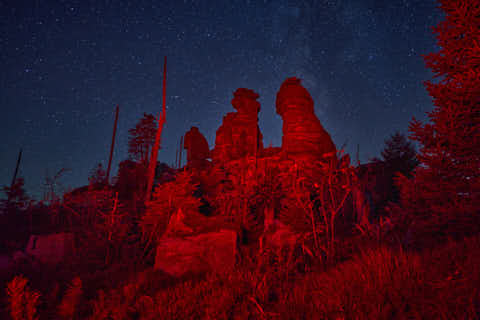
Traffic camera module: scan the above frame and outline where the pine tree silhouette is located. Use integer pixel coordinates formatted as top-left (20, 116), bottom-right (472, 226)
top-left (396, 0), bottom-right (480, 242)
top-left (128, 113), bottom-right (157, 164)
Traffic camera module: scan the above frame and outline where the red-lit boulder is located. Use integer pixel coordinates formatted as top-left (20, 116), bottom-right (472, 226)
top-left (183, 126), bottom-right (210, 169)
top-left (154, 229), bottom-right (237, 277)
top-left (212, 88), bottom-right (263, 163)
top-left (276, 77), bottom-right (336, 159)
top-left (25, 232), bottom-right (75, 265)
top-left (0, 254), bottom-right (11, 270)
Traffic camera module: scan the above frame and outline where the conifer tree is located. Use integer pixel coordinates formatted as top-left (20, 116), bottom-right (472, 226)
top-left (88, 163), bottom-right (106, 187)
top-left (128, 113), bottom-right (157, 164)
top-left (396, 0), bottom-right (480, 237)
top-left (1, 178), bottom-right (29, 213)
top-left (380, 132), bottom-right (418, 177)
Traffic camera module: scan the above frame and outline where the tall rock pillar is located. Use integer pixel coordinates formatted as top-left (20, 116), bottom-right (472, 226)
top-left (212, 88), bottom-right (263, 163)
top-left (276, 77), bottom-right (336, 160)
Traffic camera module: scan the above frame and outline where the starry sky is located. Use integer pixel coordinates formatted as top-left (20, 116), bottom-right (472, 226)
top-left (1, 0), bottom-right (442, 199)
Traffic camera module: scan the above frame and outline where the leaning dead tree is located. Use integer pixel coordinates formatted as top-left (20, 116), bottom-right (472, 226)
top-left (105, 105), bottom-right (119, 184)
top-left (178, 135), bottom-right (183, 169)
top-left (145, 56), bottom-right (167, 201)
top-left (6, 148), bottom-right (22, 205)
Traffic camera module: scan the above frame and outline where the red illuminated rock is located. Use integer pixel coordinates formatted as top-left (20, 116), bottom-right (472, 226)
top-left (212, 88), bottom-right (263, 163)
top-left (154, 229), bottom-right (237, 277)
top-left (276, 77), bottom-right (336, 159)
top-left (183, 126), bottom-right (210, 169)
top-left (25, 232), bottom-right (75, 265)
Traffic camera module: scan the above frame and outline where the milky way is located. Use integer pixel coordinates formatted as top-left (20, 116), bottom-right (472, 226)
top-left (0, 0), bottom-right (442, 198)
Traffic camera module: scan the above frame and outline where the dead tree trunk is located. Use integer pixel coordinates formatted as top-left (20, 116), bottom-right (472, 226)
top-left (106, 105), bottom-right (119, 184)
top-left (175, 142), bottom-right (179, 169)
top-left (10, 149), bottom-right (22, 189)
top-left (178, 135), bottom-right (183, 168)
top-left (146, 56), bottom-right (167, 201)
top-left (7, 148), bottom-right (22, 204)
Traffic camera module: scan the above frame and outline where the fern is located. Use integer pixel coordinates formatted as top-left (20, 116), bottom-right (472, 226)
top-left (24, 290), bottom-right (41, 320)
top-left (6, 275), bottom-right (41, 320)
top-left (58, 277), bottom-right (82, 319)
top-left (6, 276), bottom-right (27, 320)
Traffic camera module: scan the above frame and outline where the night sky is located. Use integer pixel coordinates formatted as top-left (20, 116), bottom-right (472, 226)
top-left (1, 0), bottom-right (442, 199)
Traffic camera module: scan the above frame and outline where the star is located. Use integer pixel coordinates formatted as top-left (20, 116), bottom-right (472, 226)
top-left (0, 0), bottom-right (443, 197)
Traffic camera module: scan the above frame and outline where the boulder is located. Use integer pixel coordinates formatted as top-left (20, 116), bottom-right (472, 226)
top-left (12, 250), bottom-right (28, 263)
top-left (0, 254), bottom-right (11, 270)
top-left (25, 232), bottom-right (75, 265)
top-left (155, 229), bottom-right (237, 277)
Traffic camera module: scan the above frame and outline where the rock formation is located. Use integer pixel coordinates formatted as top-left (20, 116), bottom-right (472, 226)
top-left (212, 88), bottom-right (263, 163)
top-left (151, 78), bottom-right (346, 278)
top-left (276, 77), bottom-right (336, 159)
top-left (183, 126), bottom-right (210, 169)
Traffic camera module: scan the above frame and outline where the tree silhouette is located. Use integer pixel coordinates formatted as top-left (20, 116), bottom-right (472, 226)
top-left (395, 0), bottom-right (480, 241)
top-left (128, 113), bottom-right (157, 164)
top-left (380, 132), bottom-right (418, 177)
top-left (88, 163), bottom-right (106, 188)
top-left (1, 177), bottom-right (29, 213)
top-left (114, 159), bottom-right (147, 202)
top-left (368, 132), bottom-right (419, 209)
top-left (43, 168), bottom-right (69, 205)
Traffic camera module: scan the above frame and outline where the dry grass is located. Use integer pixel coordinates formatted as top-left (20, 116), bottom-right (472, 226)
top-left (289, 237), bottom-right (480, 319)
top-left (82, 235), bottom-right (480, 319)
top-left (4, 231), bottom-right (480, 319)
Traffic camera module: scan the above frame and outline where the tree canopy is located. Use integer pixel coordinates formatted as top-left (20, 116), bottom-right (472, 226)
top-left (395, 0), bottom-right (480, 242)
top-left (128, 113), bottom-right (157, 164)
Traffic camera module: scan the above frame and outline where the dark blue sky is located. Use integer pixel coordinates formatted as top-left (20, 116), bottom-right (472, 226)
top-left (0, 0), bottom-right (442, 199)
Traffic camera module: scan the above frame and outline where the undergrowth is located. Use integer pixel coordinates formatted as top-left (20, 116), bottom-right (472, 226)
top-left (6, 235), bottom-right (478, 319)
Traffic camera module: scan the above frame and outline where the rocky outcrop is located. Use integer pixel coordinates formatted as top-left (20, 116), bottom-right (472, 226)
top-left (156, 78), bottom-right (342, 275)
top-left (183, 126), bottom-right (210, 169)
top-left (155, 229), bottom-right (237, 277)
top-left (276, 77), bottom-right (336, 159)
top-left (212, 88), bottom-right (263, 163)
